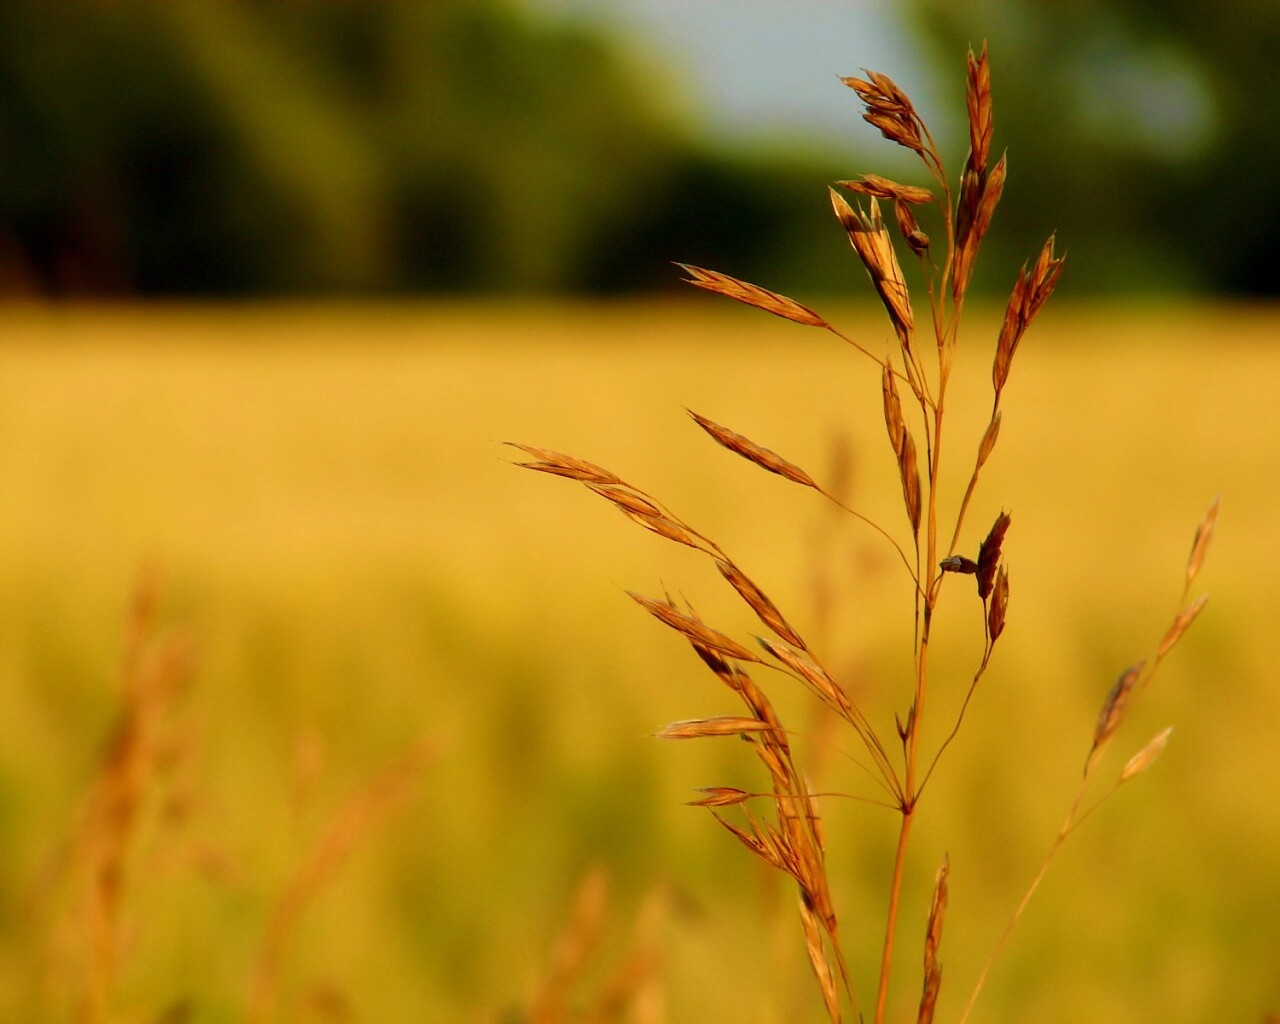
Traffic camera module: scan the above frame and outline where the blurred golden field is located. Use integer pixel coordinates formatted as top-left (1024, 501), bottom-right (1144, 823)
top-left (0, 302), bottom-right (1277, 1023)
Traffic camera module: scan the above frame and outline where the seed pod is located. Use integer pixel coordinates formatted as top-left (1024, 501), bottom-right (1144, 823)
top-left (987, 566), bottom-right (1008, 641)
top-left (977, 511), bottom-right (1011, 600)
top-left (1120, 727), bottom-right (1173, 783)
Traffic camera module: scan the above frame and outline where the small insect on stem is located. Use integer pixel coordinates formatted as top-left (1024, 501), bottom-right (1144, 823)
top-left (939, 555), bottom-right (978, 575)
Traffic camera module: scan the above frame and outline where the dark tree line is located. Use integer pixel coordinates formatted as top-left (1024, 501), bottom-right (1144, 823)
top-left (1, 0), bottom-right (1275, 297)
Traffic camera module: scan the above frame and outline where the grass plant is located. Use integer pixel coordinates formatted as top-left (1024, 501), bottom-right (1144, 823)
top-left (516, 46), bottom-right (1216, 1023)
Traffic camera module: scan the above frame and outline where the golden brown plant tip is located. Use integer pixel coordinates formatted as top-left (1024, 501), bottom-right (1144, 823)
top-left (830, 191), bottom-right (914, 349)
top-left (1120, 726), bottom-right (1173, 783)
top-left (836, 174), bottom-right (933, 205)
top-left (1090, 661), bottom-right (1145, 764)
top-left (1186, 495), bottom-right (1220, 590)
top-left (688, 410), bottom-right (818, 489)
top-left (977, 511), bottom-right (1011, 600)
top-left (1157, 594), bottom-right (1210, 662)
top-left (656, 717), bottom-right (776, 740)
top-left (843, 70), bottom-right (926, 155)
top-left (716, 557), bottom-right (807, 649)
top-left (993, 235), bottom-right (1066, 395)
top-left (687, 787), bottom-right (753, 808)
top-left (987, 566), bottom-right (1009, 641)
top-left (627, 592), bottom-right (762, 665)
top-left (965, 43), bottom-right (993, 174)
top-left (677, 263), bottom-right (830, 328)
top-left (917, 854), bottom-right (949, 1024)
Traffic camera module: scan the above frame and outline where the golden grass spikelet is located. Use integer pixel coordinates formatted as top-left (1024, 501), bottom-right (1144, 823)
top-left (628, 592), bottom-right (762, 664)
top-left (1158, 594), bottom-right (1211, 662)
top-left (954, 152), bottom-right (1006, 300)
top-left (1120, 726), bottom-right (1174, 783)
top-left (993, 235), bottom-right (1065, 395)
top-left (715, 557), bottom-right (807, 649)
top-left (688, 410), bottom-right (818, 488)
top-left (977, 511), bottom-right (1011, 600)
top-left (917, 854), bottom-right (949, 1024)
top-left (757, 636), bottom-right (855, 721)
top-left (655, 717), bottom-right (775, 740)
top-left (900, 430), bottom-right (923, 536)
top-left (509, 444), bottom-right (625, 486)
top-left (966, 43), bottom-right (993, 174)
top-left (843, 70), bottom-right (925, 155)
top-left (616, 507), bottom-right (704, 551)
top-left (687, 787), bottom-right (752, 808)
top-left (836, 174), bottom-right (933, 205)
top-left (829, 191), bottom-right (914, 349)
top-left (799, 894), bottom-right (844, 1024)
top-left (586, 484), bottom-right (662, 519)
top-left (1085, 661), bottom-right (1144, 777)
top-left (881, 363), bottom-right (906, 456)
top-left (977, 411), bottom-right (1002, 469)
top-left (677, 263), bottom-right (830, 328)
top-left (986, 565), bottom-right (1009, 642)
top-left (892, 199), bottom-right (931, 255)
top-left (1186, 495), bottom-right (1220, 589)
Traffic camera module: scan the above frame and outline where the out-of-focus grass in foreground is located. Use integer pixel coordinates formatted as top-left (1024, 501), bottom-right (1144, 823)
top-left (0, 303), bottom-right (1277, 1023)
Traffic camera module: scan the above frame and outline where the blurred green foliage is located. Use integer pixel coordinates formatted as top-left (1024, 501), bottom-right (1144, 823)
top-left (0, 0), bottom-right (843, 298)
top-left (1, 0), bottom-right (1277, 297)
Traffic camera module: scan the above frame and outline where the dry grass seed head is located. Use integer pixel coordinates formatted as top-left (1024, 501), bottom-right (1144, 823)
top-left (1119, 726), bottom-right (1174, 783)
top-left (510, 444), bottom-right (625, 487)
top-left (1186, 495), bottom-right (1220, 589)
top-left (1157, 594), bottom-right (1211, 662)
top-left (677, 264), bottom-right (830, 329)
top-left (986, 566), bottom-right (1009, 641)
top-left (715, 557), bottom-right (808, 649)
top-left (655, 717), bottom-right (777, 740)
top-left (917, 855), bottom-right (949, 1024)
top-left (799, 894), bottom-right (844, 1024)
top-left (976, 511), bottom-right (1011, 599)
top-left (836, 174), bottom-right (933, 206)
top-left (628, 592), bottom-right (763, 665)
top-left (688, 410), bottom-right (818, 489)
top-left (829, 191), bottom-right (914, 349)
top-left (1091, 661), bottom-right (1145, 759)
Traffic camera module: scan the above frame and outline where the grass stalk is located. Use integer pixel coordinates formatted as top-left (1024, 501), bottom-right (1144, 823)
top-left (518, 42), bottom-right (1214, 1024)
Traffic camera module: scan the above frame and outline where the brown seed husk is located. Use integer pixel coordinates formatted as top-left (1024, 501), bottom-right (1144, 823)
top-left (836, 173), bottom-right (932, 205)
top-left (757, 637), bottom-right (855, 721)
top-left (1091, 661), bottom-right (1145, 756)
top-left (977, 511), bottom-right (1011, 600)
top-left (900, 431), bottom-right (922, 535)
top-left (656, 717), bottom-right (774, 740)
top-left (987, 566), bottom-right (1008, 641)
top-left (1157, 594), bottom-right (1210, 662)
top-left (688, 410), bottom-right (818, 488)
top-left (798, 895), bottom-right (843, 1024)
top-left (616, 507), bottom-right (704, 551)
top-left (687, 787), bottom-right (752, 808)
top-left (1186, 496), bottom-right (1220, 590)
top-left (716, 558), bottom-right (807, 649)
top-left (830, 191), bottom-right (914, 350)
top-left (977, 411), bottom-right (1002, 468)
top-left (1120, 727), bottom-right (1173, 783)
top-left (917, 854), bottom-right (949, 1024)
top-left (509, 444), bottom-right (625, 486)
top-left (677, 264), bottom-right (830, 328)
top-left (966, 43), bottom-right (993, 175)
top-left (881, 363), bottom-right (906, 457)
top-left (628, 592), bottom-right (762, 664)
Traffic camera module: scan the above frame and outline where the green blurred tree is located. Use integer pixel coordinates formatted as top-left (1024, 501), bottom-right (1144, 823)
top-left (906, 0), bottom-right (1280, 294)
